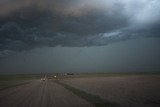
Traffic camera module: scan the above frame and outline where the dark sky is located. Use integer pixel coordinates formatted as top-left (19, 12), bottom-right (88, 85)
top-left (0, 0), bottom-right (160, 74)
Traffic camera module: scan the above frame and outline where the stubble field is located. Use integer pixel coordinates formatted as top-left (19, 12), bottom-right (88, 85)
top-left (0, 74), bottom-right (160, 107)
top-left (62, 75), bottom-right (160, 107)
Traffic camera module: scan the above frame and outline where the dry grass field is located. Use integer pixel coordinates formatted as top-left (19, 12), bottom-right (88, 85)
top-left (63, 75), bottom-right (160, 107)
top-left (0, 74), bottom-right (160, 107)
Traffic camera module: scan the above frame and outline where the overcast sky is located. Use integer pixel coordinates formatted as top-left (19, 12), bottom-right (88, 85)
top-left (0, 0), bottom-right (160, 74)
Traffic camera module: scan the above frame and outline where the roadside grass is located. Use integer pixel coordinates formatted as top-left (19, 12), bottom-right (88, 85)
top-left (0, 74), bottom-right (40, 81)
top-left (55, 80), bottom-right (118, 107)
top-left (0, 81), bottom-right (31, 91)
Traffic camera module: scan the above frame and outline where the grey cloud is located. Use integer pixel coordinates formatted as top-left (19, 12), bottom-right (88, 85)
top-left (0, 50), bottom-right (14, 58)
top-left (0, 0), bottom-right (160, 57)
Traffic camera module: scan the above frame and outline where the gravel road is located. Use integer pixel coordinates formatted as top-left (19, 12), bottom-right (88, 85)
top-left (0, 80), bottom-right (93, 107)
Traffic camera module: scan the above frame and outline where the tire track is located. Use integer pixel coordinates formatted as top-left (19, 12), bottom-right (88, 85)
top-left (0, 80), bottom-right (94, 107)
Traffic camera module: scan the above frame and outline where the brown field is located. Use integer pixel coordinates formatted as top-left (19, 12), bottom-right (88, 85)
top-left (63, 75), bottom-right (160, 107)
top-left (0, 74), bottom-right (160, 107)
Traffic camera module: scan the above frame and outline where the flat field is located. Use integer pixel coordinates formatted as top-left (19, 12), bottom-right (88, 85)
top-left (63, 75), bottom-right (160, 107)
top-left (0, 74), bottom-right (160, 107)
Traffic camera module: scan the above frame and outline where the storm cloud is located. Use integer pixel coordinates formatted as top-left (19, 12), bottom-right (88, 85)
top-left (0, 0), bottom-right (160, 56)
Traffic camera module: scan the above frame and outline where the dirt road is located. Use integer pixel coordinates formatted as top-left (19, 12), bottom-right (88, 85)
top-left (0, 80), bottom-right (93, 107)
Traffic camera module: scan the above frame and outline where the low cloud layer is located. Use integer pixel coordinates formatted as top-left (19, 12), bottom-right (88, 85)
top-left (0, 0), bottom-right (160, 57)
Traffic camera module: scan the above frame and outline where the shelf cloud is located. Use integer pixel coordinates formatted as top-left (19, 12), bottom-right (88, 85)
top-left (0, 0), bottom-right (160, 56)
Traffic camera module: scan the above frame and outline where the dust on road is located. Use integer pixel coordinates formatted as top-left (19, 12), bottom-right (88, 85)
top-left (0, 80), bottom-right (93, 107)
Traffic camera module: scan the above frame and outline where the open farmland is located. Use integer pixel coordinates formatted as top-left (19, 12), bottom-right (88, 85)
top-left (62, 75), bottom-right (160, 107)
top-left (0, 74), bottom-right (160, 107)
